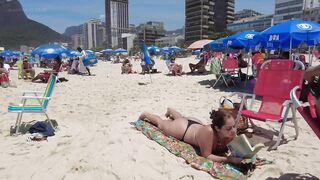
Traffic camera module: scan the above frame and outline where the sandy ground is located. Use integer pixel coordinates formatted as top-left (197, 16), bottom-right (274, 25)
top-left (0, 56), bottom-right (320, 180)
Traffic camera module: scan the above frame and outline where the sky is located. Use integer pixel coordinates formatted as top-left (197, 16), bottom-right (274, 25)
top-left (19, 0), bottom-right (275, 33)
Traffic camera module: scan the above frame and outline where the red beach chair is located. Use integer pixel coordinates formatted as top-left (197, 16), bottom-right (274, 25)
top-left (233, 60), bottom-right (305, 149)
top-left (291, 87), bottom-right (320, 139)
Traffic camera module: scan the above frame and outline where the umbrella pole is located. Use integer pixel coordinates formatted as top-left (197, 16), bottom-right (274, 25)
top-left (149, 73), bottom-right (152, 84)
top-left (289, 36), bottom-right (293, 60)
top-left (308, 46), bottom-right (312, 66)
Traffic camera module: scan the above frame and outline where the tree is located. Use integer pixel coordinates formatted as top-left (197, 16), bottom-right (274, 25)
top-left (209, 29), bottom-right (234, 40)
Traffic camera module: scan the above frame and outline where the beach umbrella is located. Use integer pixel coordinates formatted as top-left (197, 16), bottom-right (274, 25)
top-left (0, 50), bottom-right (15, 57)
top-left (223, 31), bottom-right (259, 50)
top-left (192, 49), bottom-right (201, 55)
top-left (31, 43), bottom-right (68, 58)
top-left (169, 46), bottom-right (182, 52)
top-left (204, 38), bottom-right (226, 51)
top-left (66, 49), bottom-right (81, 57)
top-left (101, 49), bottom-right (113, 54)
top-left (187, 39), bottom-right (213, 50)
top-left (114, 48), bottom-right (128, 53)
top-left (161, 47), bottom-right (171, 53)
top-left (257, 20), bottom-right (320, 49)
top-left (148, 46), bottom-right (161, 54)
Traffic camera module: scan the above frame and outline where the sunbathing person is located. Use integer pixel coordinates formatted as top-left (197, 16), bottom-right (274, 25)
top-left (121, 59), bottom-right (136, 74)
top-left (304, 65), bottom-right (320, 119)
top-left (138, 108), bottom-right (242, 164)
top-left (22, 60), bottom-right (35, 79)
top-left (189, 54), bottom-right (208, 73)
top-left (32, 56), bottom-right (62, 83)
top-left (0, 59), bottom-right (8, 74)
top-left (168, 57), bottom-right (183, 76)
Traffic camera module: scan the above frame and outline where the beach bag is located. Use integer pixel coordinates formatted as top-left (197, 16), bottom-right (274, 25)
top-left (219, 96), bottom-right (249, 131)
top-left (29, 121), bottom-right (55, 137)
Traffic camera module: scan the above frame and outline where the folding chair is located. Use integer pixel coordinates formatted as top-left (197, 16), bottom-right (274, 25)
top-left (291, 87), bottom-right (320, 139)
top-left (8, 74), bottom-right (58, 134)
top-left (233, 60), bottom-right (305, 149)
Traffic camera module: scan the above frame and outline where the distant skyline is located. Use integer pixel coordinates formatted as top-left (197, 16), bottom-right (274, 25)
top-left (19, 0), bottom-right (275, 33)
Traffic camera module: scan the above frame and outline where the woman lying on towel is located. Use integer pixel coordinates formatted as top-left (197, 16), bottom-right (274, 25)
top-left (32, 56), bottom-right (62, 83)
top-left (139, 108), bottom-right (242, 164)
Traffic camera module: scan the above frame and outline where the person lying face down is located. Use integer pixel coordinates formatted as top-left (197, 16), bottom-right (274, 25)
top-left (138, 108), bottom-right (242, 165)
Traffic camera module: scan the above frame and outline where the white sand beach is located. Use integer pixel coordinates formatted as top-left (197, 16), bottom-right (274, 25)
top-left (1, 56), bottom-right (320, 180)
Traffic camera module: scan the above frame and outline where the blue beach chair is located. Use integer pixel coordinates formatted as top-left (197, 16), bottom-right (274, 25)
top-left (8, 74), bottom-right (58, 134)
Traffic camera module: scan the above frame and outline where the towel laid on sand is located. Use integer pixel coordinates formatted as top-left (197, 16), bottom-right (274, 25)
top-left (131, 119), bottom-right (272, 180)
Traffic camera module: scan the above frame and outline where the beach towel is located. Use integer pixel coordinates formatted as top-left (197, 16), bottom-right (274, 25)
top-left (131, 119), bottom-right (272, 180)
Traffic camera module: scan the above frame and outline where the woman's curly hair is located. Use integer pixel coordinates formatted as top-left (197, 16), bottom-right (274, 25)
top-left (210, 109), bottom-right (233, 129)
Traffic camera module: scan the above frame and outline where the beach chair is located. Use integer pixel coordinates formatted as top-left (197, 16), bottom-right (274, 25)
top-left (8, 74), bottom-right (58, 134)
top-left (233, 60), bottom-right (305, 149)
top-left (291, 87), bottom-right (320, 139)
top-left (17, 59), bottom-right (34, 79)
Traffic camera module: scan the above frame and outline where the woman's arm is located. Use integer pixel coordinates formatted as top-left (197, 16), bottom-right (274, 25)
top-left (197, 127), bottom-right (242, 165)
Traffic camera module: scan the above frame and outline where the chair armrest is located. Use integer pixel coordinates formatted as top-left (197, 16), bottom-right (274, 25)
top-left (20, 96), bottom-right (51, 100)
top-left (22, 91), bottom-right (44, 95)
top-left (290, 86), bottom-right (310, 108)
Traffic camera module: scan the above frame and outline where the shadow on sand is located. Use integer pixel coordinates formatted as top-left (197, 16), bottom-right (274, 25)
top-left (266, 173), bottom-right (319, 180)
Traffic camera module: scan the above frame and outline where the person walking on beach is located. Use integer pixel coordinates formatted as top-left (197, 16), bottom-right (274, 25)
top-left (77, 47), bottom-right (91, 76)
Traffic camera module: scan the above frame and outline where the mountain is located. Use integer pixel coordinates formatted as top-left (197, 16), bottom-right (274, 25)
top-left (63, 24), bottom-right (84, 37)
top-left (0, 0), bottom-right (69, 50)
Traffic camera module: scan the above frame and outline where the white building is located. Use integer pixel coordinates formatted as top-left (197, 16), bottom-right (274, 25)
top-left (121, 33), bottom-right (136, 54)
top-left (83, 19), bottom-right (106, 49)
top-left (303, 6), bottom-right (320, 23)
top-left (274, 0), bottom-right (320, 24)
top-left (155, 35), bottom-right (184, 47)
top-left (71, 34), bottom-right (84, 49)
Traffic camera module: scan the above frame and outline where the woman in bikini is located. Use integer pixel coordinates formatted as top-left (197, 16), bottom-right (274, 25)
top-left (138, 108), bottom-right (242, 164)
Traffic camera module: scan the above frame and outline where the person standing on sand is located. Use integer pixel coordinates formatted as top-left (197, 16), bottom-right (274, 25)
top-left (77, 47), bottom-right (91, 76)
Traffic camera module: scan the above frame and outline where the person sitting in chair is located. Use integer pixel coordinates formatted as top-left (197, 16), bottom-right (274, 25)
top-left (138, 108), bottom-right (242, 164)
top-left (189, 53), bottom-right (208, 73)
top-left (22, 59), bottom-right (35, 80)
top-left (32, 56), bottom-right (62, 83)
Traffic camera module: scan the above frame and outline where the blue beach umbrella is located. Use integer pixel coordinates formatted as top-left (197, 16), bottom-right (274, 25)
top-left (101, 49), bottom-right (113, 54)
top-left (257, 20), bottom-right (320, 49)
top-left (169, 46), bottom-right (182, 52)
top-left (161, 47), bottom-right (171, 53)
top-left (148, 46), bottom-right (161, 53)
top-left (31, 43), bottom-right (68, 58)
top-left (223, 31), bottom-right (259, 50)
top-left (0, 50), bottom-right (15, 57)
top-left (83, 50), bottom-right (98, 66)
top-left (66, 49), bottom-right (81, 57)
top-left (204, 38), bottom-right (226, 51)
top-left (114, 48), bottom-right (128, 53)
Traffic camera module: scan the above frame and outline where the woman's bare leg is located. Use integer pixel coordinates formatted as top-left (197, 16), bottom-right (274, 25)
top-left (165, 108), bottom-right (183, 120)
top-left (139, 112), bottom-right (187, 140)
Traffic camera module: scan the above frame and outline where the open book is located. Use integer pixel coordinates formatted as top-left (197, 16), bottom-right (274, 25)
top-left (227, 134), bottom-right (264, 159)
